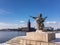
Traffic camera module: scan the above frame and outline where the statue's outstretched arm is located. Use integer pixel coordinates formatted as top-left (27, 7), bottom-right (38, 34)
top-left (30, 16), bottom-right (37, 19)
top-left (42, 16), bottom-right (47, 22)
top-left (44, 16), bottom-right (47, 20)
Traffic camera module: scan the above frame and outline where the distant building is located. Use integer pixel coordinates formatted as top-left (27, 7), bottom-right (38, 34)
top-left (57, 29), bottom-right (60, 31)
top-left (44, 27), bottom-right (54, 31)
top-left (19, 19), bottom-right (36, 32)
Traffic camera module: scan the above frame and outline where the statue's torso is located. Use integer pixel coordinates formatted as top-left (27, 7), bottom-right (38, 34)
top-left (36, 18), bottom-right (42, 24)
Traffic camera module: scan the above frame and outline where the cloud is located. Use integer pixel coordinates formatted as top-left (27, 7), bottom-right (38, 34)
top-left (46, 21), bottom-right (57, 24)
top-left (0, 9), bottom-right (11, 15)
top-left (45, 21), bottom-right (60, 29)
top-left (0, 22), bottom-right (26, 29)
top-left (1, 21), bottom-right (60, 30)
top-left (20, 20), bottom-right (25, 23)
top-left (0, 20), bottom-right (26, 29)
top-left (31, 21), bottom-right (60, 29)
top-left (0, 22), bottom-right (18, 29)
top-left (31, 21), bottom-right (37, 28)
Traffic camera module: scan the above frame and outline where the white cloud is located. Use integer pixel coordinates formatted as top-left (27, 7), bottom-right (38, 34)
top-left (31, 21), bottom-right (60, 29)
top-left (20, 20), bottom-right (25, 23)
top-left (0, 22), bottom-right (26, 29)
top-left (31, 21), bottom-right (37, 28)
top-left (0, 9), bottom-right (11, 15)
top-left (0, 22), bottom-right (18, 29)
top-left (45, 21), bottom-right (60, 29)
top-left (46, 21), bottom-right (57, 24)
top-left (1, 21), bottom-right (60, 30)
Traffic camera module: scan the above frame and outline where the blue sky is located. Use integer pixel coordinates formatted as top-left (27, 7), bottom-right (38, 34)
top-left (0, 0), bottom-right (60, 29)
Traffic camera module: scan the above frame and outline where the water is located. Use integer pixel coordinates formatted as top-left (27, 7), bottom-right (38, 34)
top-left (0, 31), bottom-right (26, 43)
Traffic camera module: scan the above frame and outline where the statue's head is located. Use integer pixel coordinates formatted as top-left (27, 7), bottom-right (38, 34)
top-left (38, 13), bottom-right (42, 18)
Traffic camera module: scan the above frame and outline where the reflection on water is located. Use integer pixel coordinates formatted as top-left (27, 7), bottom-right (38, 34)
top-left (0, 31), bottom-right (26, 43)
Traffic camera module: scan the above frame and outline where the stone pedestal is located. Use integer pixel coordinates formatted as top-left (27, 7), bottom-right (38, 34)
top-left (26, 30), bottom-right (55, 42)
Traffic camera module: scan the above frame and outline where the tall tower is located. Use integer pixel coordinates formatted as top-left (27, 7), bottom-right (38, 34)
top-left (28, 19), bottom-right (31, 29)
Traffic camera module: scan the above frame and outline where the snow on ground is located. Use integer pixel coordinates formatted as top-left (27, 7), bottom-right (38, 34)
top-left (0, 33), bottom-right (60, 45)
top-left (56, 33), bottom-right (60, 38)
top-left (51, 33), bottom-right (60, 43)
top-left (0, 43), bottom-right (10, 45)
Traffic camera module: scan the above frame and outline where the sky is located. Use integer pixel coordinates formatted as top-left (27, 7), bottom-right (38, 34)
top-left (0, 0), bottom-right (60, 29)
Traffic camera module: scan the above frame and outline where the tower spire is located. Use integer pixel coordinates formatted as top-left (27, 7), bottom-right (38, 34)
top-left (28, 19), bottom-right (31, 29)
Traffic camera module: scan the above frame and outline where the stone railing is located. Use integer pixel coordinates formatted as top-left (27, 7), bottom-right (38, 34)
top-left (7, 38), bottom-right (60, 45)
top-left (19, 38), bottom-right (60, 45)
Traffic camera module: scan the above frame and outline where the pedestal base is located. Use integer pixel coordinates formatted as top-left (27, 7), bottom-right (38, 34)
top-left (26, 30), bottom-right (55, 42)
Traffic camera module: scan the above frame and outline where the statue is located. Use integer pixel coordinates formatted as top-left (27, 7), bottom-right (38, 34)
top-left (30, 13), bottom-right (47, 30)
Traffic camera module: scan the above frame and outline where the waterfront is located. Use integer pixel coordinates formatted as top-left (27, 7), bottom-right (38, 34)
top-left (0, 31), bottom-right (26, 43)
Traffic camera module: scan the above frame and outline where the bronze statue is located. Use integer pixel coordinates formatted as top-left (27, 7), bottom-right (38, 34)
top-left (30, 13), bottom-right (47, 30)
